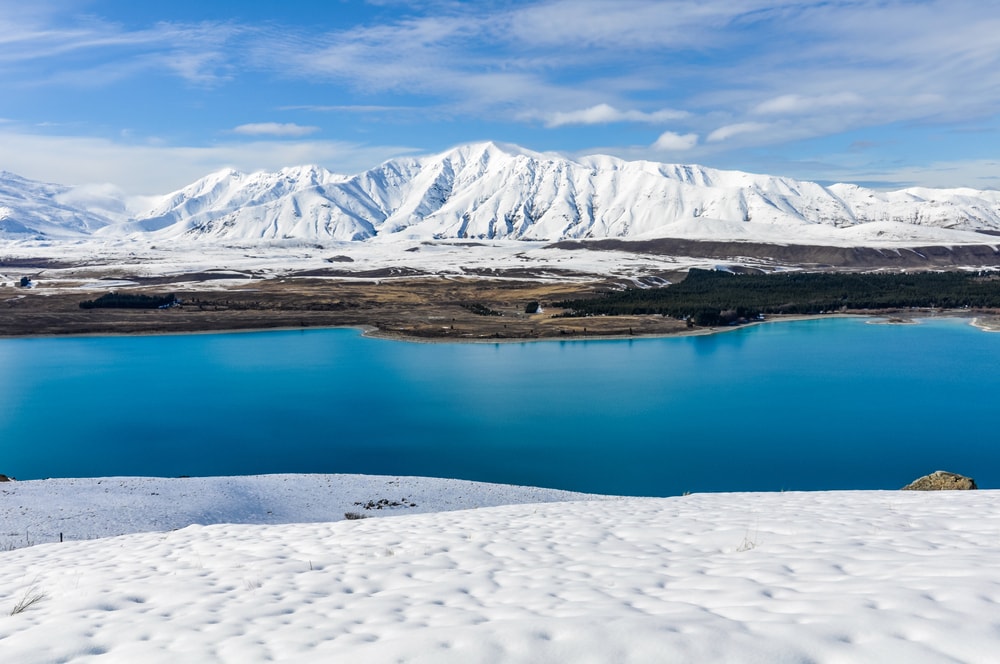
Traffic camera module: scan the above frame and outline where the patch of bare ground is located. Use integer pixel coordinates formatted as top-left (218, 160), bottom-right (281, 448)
top-left (0, 257), bottom-right (79, 269)
top-left (0, 275), bottom-right (693, 340)
top-left (1, 271), bottom-right (995, 340)
top-left (549, 239), bottom-right (1000, 269)
top-left (3, 239), bottom-right (1000, 340)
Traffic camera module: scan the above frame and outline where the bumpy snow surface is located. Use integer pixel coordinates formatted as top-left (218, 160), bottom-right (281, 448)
top-left (2, 475), bottom-right (998, 663)
top-left (3, 142), bottom-right (1000, 246)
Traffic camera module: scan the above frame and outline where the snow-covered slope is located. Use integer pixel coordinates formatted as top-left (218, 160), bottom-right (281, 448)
top-left (0, 171), bottom-right (121, 239)
top-left (0, 474), bottom-right (605, 550)
top-left (5, 143), bottom-right (1000, 246)
top-left (118, 166), bottom-right (379, 241)
top-left (2, 479), bottom-right (999, 663)
top-left (114, 142), bottom-right (1000, 244)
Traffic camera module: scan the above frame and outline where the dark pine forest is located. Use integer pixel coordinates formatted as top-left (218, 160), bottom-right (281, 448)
top-left (555, 269), bottom-right (1000, 326)
top-left (79, 292), bottom-right (178, 309)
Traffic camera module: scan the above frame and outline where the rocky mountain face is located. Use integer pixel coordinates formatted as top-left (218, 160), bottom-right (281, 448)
top-left (3, 142), bottom-right (1000, 245)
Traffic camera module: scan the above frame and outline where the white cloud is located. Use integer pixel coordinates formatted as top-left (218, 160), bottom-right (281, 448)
top-left (267, 16), bottom-right (598, 115)
top-left (844, 159), bottom-right (1000, 191)
top-left (232, 123), bottom-right (319, 137)
top-left (707, 122), bottom-right (771, 143)
top-left (2, 1), bottom-right (999, 190)
top-left (9, 1), bottom-right (999, 144)
top-left (543, 104), bottom-right (688, 128)
top-left (253, 0), bottom-right (996, 146)
top-left (652, 131), bottom-right (698, 151)
top-left (0, 131), bottom-right (417, 195)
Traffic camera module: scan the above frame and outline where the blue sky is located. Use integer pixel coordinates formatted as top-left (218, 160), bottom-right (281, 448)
top-left (1, 0), bottom-right (999, 194)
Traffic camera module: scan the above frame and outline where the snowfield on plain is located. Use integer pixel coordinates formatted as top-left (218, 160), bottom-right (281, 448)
top-left (2, 475), bottom-right (999, 663)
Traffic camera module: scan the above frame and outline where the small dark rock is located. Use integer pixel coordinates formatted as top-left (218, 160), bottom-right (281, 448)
top-left (353, 497), bottom-right (415, 511)
top-left (0, 474), bottom-right (14, 482)
top-left (902, 470), bottom-right (977, 491)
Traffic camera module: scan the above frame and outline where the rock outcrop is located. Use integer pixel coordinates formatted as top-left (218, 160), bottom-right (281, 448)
top-left (902, 470), bottom-right (977, 491)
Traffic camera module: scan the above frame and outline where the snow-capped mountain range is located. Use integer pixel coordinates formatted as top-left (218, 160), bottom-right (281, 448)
top-left (3, 142), bottom-right (1000, 246)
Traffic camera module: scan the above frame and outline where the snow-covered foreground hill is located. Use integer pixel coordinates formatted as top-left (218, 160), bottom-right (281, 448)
top-left (3, 142), bottom-right (1000, 250)
top-left (0, 474), bottom-right (603, 551)
top-left (1, 476), bottom-right (998, 663)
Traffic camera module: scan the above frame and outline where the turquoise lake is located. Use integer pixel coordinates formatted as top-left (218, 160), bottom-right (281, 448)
top-left (1, 317), bottom-right (997, 495)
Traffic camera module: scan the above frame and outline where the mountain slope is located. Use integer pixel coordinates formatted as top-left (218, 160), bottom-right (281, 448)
top-left (0, 171), bottom-right (121, 239)
top-left (5, 143), bottom-right (1000, 246)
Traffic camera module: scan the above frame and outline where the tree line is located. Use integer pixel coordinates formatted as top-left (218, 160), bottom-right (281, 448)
top-left (79, 292), bottom-right (178, 309)
top-left (555, 269), bottom-right (1000, 326)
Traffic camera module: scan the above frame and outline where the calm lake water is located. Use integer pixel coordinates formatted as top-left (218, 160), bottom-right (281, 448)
top-left (1, 317), bottom-right (997, 495)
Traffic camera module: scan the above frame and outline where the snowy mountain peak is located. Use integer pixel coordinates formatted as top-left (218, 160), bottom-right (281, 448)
top-left (2, 142), bottom-right (1000, 246)
top-left (435, 140), bottom-right (547, 162)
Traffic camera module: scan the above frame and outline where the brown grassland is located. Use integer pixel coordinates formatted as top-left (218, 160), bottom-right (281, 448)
top-left (0, 275), bottom-right (695, 340)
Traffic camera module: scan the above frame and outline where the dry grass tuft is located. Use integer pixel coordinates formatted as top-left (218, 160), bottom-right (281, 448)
top-left (9, 581), bottom-right (47, 616)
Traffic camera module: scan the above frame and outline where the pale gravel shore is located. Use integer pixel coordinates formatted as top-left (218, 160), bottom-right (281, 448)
top-left (1, 478), bottom-right (999, 663)
top-left (971, 316), bottom-right (1000, 332)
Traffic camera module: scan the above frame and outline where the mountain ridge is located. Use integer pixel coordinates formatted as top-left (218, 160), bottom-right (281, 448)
top-left (2, 141), bottom-right (999, 246)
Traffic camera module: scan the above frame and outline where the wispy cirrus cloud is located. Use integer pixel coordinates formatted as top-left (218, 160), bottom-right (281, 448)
top-left (251, 1), bottom-right (1000, 146)
top-left (9, 1), bottom-right (1000, 133)
top-left (753, 93), bottom-right (863, 116)
top-left (0, 5), bottom-right (243, 86)
top-left (502, 0), bottom-right (793, 50)
top-left (707, 123), bottom-right (772, 143)
top-left (2, 1), bottom-right (1000, 190)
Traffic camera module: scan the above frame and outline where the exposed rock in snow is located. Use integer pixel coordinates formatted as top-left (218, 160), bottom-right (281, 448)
top-left (902, 470), bottom-right (978, 490)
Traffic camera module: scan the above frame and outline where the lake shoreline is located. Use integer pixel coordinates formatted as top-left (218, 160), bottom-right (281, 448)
top-left (0, 313), bottom-right (915, 343)
top-left (4, 312), bottom-right (996, 497)
top-left (971, 316), bottom-right (1000, 332)
top-left (0, 308), bottom-right (987, 343)
top-left (361, 312), bottom-right (868, 344)
top-left (3, 273), bottom-right (995, 342)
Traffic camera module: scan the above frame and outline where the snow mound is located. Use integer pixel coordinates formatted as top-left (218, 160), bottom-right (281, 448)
top-left (0, 474), bottom-right (602, 549)
top-left (2, 483), bottom-right (998, 662)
